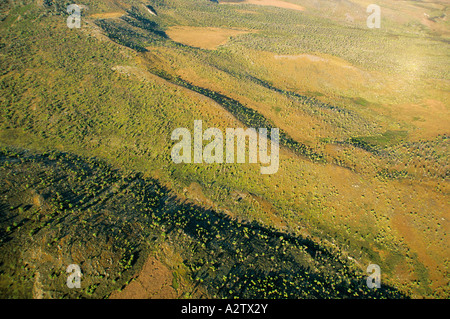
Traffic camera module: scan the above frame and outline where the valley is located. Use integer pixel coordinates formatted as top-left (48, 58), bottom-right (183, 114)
top-left (0, 0), bottom-right (448, 299)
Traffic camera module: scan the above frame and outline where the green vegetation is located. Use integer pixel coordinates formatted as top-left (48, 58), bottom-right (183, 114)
top-left (0, 147), bottom-right (405, 298)
top-left (350, 130), bottom-right (408, 153)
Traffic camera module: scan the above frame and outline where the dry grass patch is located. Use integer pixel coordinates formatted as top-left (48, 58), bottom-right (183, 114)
top-left (390, 99), bottom-right (450, 141)
top-left (166, 26), bottom-right (251, 50)
top-left (90, 12), bottom-right (125, 19)
top-left (109, 257), bottom-right (179, 299)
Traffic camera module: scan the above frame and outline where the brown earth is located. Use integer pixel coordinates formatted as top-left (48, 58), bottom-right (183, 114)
top-left (109, 256), bottom-right (179, 299)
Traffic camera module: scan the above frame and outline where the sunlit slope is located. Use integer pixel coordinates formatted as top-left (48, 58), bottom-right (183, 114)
top-left (0, 0), bottom-right (448, 298)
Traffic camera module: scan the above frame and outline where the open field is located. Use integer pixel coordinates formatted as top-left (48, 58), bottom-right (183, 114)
top-left (90, 12), bottom-right (126, 19)
top-left (0, 0), bottom-right (448, 299)
top-left (221, 0), bottom-right (305, 11)
top-left (166, 26), bottom-right (252, 50)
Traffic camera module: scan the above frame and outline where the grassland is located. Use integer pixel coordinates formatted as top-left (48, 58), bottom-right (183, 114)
top-left (0, 0), bottom-right (448, 299)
